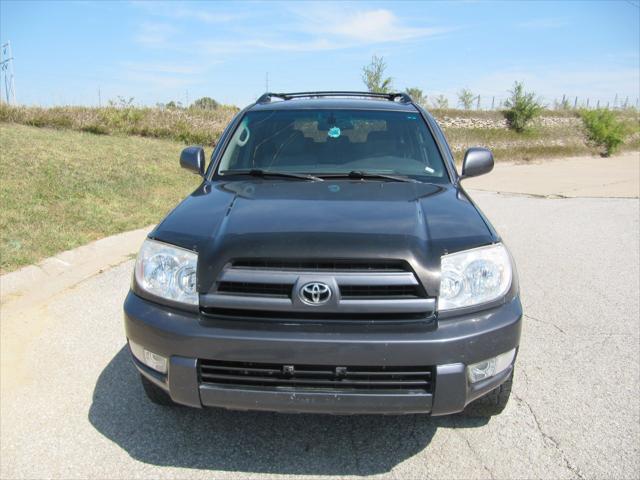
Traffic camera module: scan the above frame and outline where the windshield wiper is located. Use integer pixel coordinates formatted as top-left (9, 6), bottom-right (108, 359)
top-left (220, 169), bottom-right (323, 182)
top-left (317, 171), bottom-right (420, 183)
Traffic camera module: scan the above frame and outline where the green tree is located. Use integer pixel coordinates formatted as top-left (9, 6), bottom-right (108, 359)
top-left (457, 89), bottom-right (476, 110)
top-left (362, 55), bottom-right (393, 93)
top-left (431, 95), bottom-right (449, 109)
top-left (580, 109), bottom-right (627, 156)
top-left (405, 87), bottom-right (426, 106)
top-left (504, 81), bottom-right (543, 132)
top-left (191, 96), bottom-right (219, 110)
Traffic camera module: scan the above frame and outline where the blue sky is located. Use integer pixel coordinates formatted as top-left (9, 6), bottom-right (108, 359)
top-left (1, 0), bottom-right (639, 108)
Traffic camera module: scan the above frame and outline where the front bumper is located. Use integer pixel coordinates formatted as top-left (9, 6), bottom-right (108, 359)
top-left (124, 291), bottom-right (522, 415)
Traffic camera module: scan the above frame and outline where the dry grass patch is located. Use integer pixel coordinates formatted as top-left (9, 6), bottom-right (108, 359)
top-left (0, 104), bottom-right (238, 146)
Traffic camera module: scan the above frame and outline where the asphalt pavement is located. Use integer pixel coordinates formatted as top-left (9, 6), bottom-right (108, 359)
top-left (1, 189), bottom-right (638, 479)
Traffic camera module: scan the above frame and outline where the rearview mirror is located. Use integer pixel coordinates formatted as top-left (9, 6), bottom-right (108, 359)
top-left (460, 147), bottom-right (494, 179)
top-left (180, 146), bottom-right (205, 176)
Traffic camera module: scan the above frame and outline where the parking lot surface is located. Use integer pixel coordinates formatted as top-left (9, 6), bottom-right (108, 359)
top-left (1, 190), bottom-right (639, 479)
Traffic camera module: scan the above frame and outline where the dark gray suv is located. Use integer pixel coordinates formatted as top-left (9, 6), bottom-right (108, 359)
top-left (124, 91), bottom-right (522, 416)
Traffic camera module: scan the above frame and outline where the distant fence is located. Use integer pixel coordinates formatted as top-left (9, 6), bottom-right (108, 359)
top-left (424, 94), bottom-right (640, 111)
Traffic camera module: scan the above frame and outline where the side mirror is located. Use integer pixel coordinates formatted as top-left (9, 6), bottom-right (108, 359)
top-left (460, 147), bottom-right (494, 179)
top-left (180, 146), bottom-right (205, 176)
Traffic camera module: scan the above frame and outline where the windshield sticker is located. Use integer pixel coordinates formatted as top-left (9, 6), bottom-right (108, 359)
top-left (407, 115), bottom-right (418, 120)
top-left (328, 126), bottom-right (341, 138)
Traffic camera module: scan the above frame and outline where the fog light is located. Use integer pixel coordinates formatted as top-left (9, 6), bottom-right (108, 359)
top-left (467, 348), bottom-right (515, 383)
top-left (129, 340), bottom-right (168, 374)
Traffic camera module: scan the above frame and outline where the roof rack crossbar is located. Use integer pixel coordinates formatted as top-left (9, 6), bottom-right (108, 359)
top-left (257, 91), bottom-right (413, 104)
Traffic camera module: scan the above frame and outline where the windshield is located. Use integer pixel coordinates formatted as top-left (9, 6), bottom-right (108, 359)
top-left (216, 109), bottom-right (449, 183)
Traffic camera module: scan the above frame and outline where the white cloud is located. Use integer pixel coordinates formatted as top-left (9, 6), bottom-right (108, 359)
top-left (197, 8), bottom-right (451, 54)
top-left (130, 1), bottom-right (242, 24)
top-left (199, 38), bottom-right (337, 54)
top-left (134, 23), bottom-right (177, 47)
top-left (171, 7), bottom-right (241, 24)
top-left (307, 8), bottom-right (448, 43)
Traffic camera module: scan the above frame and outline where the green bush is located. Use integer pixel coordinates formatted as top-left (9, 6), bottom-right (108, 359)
top-left (580, 109), bottom-right (627, 156)
top-left (504, 82), bottom-right (543, 132)
top-left (191, 97), bottom-right (218, 110)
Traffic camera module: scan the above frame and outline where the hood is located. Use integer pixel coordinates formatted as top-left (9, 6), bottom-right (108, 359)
top-left (151, 179), bottom-right (496, 295)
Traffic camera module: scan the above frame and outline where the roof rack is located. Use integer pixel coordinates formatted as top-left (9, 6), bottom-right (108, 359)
top-left (256, 91), bottom-right (413, 104)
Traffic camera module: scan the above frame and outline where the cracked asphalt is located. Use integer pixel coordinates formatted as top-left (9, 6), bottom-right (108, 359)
top-left (1, 190), bottom-right (639, 479)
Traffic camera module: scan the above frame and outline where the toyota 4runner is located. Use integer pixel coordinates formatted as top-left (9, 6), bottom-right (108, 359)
top-left (124, 91), bottom-right (522, 416)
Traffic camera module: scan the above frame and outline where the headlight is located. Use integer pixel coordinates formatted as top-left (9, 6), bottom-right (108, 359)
top-left (134, 239), bottom-right (198, 306)
top-left (439, 243), bottom-right (512, 311)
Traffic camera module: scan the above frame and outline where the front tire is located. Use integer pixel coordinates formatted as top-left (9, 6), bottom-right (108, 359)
top-left (462, 370), bottom-right (513, 417)
top-left (140, 374), bottom-right (175, 406)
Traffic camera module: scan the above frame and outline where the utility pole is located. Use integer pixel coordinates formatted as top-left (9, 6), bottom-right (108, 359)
top-left (0, 41), bottom-right (16, 105)
top-left (265, 72), bottom-right (269, 92)
top-left (491, 96), bottom-right (495, 110)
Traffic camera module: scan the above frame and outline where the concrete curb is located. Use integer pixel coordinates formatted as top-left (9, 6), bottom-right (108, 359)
top-left (0, 225), bottom-right (154, 311)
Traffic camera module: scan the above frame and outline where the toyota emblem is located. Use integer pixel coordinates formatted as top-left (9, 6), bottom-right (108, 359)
top-left (299, 282), bottom-right (332, 305)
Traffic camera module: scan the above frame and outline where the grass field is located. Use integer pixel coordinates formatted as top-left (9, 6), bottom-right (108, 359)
top-left (0, 123), bottom-right (198, 272)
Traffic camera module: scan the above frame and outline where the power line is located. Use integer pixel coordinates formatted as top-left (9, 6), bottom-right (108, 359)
top-left (0, 41), bottom-right (16, 105)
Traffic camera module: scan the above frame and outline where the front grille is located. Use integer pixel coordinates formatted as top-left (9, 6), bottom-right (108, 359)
top-left (339, 284), bottom-right (421, 299)
top-left (198, 359), bottom-right (433, 392)
top-left (231, 259), bottom-right (407, 272)
top-left (217, 281), bottom-right (292, 297)
top-left (204, 258), bottom-right (436, 321)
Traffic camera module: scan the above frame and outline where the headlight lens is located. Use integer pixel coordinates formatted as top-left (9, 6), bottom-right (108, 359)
top-left (134, 239), bottom-right (198, 306)
top-left (467, 348), bottom-right (516, 383)
top-left (439, 243), bottom-right (512, 311)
